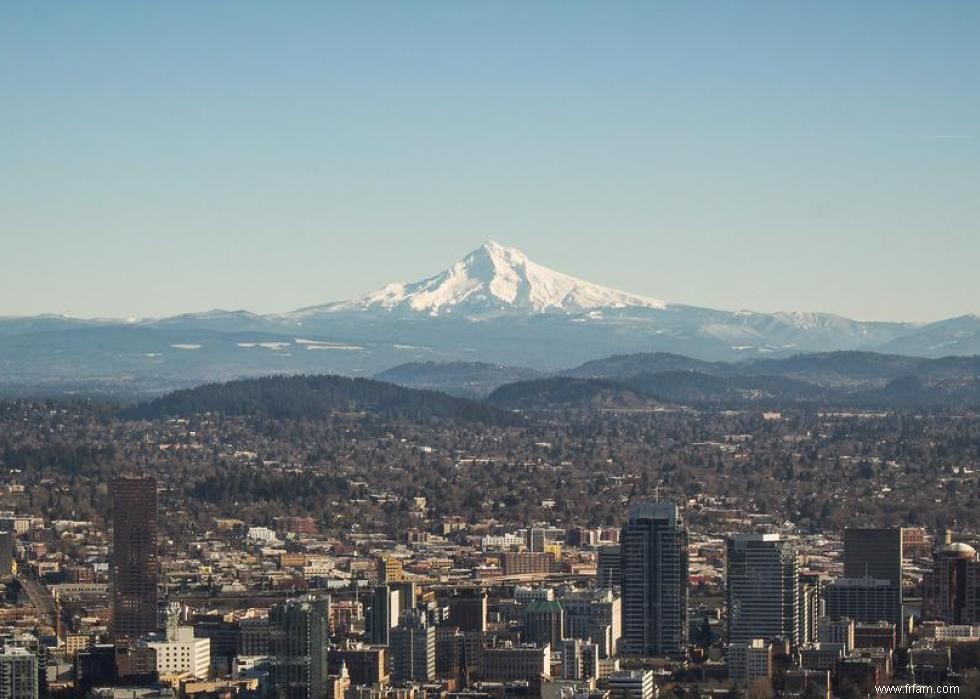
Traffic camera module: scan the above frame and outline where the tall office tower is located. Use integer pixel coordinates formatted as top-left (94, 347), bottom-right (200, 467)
top-left (620, 501), bottom-right (689, 657)
top-left (0, 647), bottom-right (38, 699)
top-left (448, 589), bottom-right (487, 632)
top-left (844, 528), bottom-right (902, 583)
top-left (367, 585), bottom-right (400, 645)
top-left (597, 546), bottom-right (621, 589)
top-left (923, 540), bottom-right (980, 624)
top-left (435, 626), bottom-right (462, 678)
top-left (378, 556), bottom-right (404, 584)
top-left (523, 599), bottom-right (564, 648)
top-left (110, 475), bottom-right (159, 640)
top-left (390, 609), bottom-right (436, 683)
top-left (269, 595), bottom-right (330, 699)
top-left (390, 580), bottom-right (417, 619)
top-left (844, 528), bottom-right (903, 640)
top-left (239, 616), bottom-right (272, 656)
top-left (824, 577), bottom-right (901, 629)
top-left (726, 534), bottom-right (801, 645)
top-left (0, 530), bottom-right (13, 580)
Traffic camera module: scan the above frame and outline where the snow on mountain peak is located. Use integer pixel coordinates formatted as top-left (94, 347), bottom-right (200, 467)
top-left (306, 241), bottom-right (667, 317)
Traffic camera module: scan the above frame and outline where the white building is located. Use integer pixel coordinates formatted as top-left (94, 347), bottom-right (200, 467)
top-left (481, 534), bottom-right (526, 550)
top-left (246, 526), bottom-right (279, 543)
top-left (146, 626), bottom-right (210, 678)
top-left (606, 670), bottom-right (657, 699)
top-left (921, 623), bottom-right (980, 642)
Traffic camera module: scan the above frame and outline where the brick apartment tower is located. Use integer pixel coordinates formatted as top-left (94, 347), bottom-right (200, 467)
top-left (110, 475), bottom-right (159, 639)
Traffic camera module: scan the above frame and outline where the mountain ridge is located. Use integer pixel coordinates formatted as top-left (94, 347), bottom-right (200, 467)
top-left (1, 242), bottom-right (978, 393)
top-left (481, 351), bottom-right (980, 410)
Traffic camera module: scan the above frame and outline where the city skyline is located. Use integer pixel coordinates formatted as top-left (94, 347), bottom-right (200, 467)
top-left (4, 3), bottom-right (980, 697)
top-left (4, 391), bottom-right (980, 696)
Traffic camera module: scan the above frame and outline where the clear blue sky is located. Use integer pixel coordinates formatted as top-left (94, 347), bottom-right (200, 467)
top-left (2, 2), bottom-right (977, 321)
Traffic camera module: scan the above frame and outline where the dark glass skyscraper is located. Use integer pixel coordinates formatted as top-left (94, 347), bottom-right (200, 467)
top-left (269, 595), bottom-right (331, 699)
top-left (448, 589), bottom-right (487, 632)
top-left (843, 528), bottom-right (903, 641)
top-left (110, 475), bottom-right (159, 640)
top-left (844, 528), bottom-right (902, 586)
top-left (368, 585), bottom-right (400, 645)
top-left (390, 609), bottom-right (436, 683)
top-left (0, 530), bottom-right (13, 580)
top-left (726, 534), bottom-right (801, 645)
top-left (620, 501), bottom-right (689, 657)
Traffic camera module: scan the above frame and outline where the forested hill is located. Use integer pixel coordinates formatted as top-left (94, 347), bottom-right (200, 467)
top-left (122, 374), bottom-right (518, 424)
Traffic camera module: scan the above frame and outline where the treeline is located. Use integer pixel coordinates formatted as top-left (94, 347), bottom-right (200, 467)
top-left (486, 377), bottom-right (655, 410)
top-left (122, 374), bottom-right (520, 425)
top-left (1, 444), bottom-right (117, 476)
top-left (191, 468), bottom-right (349, 508)
top-left (487, 371), bottom-right (980, 410)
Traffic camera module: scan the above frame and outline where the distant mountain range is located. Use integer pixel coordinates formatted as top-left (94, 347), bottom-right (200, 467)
top-left (376, 351), bottom-right (980, 409)
top-left (1, 241), bottom-right (978, 395)
top-left (118, 351), bottom-right (980, 418)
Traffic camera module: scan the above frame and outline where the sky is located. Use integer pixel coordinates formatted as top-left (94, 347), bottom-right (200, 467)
top-left (1, 2), bottom-right (978, 322)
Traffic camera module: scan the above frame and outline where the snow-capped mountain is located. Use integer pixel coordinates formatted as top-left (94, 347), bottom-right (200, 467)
top-left (293, 241), bottom-right (667, 318)
top-left (0, 241), bottom-right (976, 395)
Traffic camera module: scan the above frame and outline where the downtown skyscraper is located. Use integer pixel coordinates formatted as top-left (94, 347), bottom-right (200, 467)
top-left (726, 534), bottom-right (801, 645)
top-left (269, 595), bottom-right (331, 699)
top-left (110, 475), bottom-right (159, 640)
top-left (390, 609), bottom-right (436, 683)
top-left (843, 527), bottom-right (904, 641)
top-left (619, 501), bottom-right (689, 657)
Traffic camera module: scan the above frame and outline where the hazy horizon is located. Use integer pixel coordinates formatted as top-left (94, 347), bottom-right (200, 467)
top-left (0, 238), bottom-right (977, 325)
top-left (2, 3), bottom-right (978, 322)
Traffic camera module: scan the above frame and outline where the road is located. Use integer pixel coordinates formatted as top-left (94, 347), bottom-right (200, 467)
top-left (16, 565), bottom-right (57, 631)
